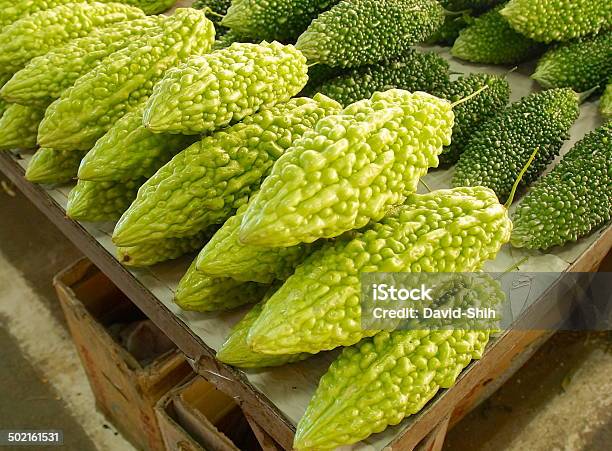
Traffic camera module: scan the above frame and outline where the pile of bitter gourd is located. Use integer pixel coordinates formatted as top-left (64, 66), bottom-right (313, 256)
top-left (0, 1), bottom-right (610, 449)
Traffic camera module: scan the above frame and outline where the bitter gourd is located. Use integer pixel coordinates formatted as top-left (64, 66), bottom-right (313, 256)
top-left (174, 260), bottom-right (269, 312)
top-left (37, 8), bottom-right (216, 151)
top-left (500, 0), bottom-right (612, 43)
top-left (0, 2), bottom-right (145, 74)
top-left (511, 123), bottom-right (612, 250)
top-left (310, 49), bottom-right (451, 107)
top-left (66, 179), bottom-right (145, 222)
top-left (221, 0), bottom-right (339, 42)
top-left (427, 13), bottom-right (471, 47)
top-left (296, 0), bottom-right (444, 68)
top-left (217, 295), bottom-right (312, 368)
top-left (78, 108), bottom-right (197, 182)
top-left (440, 0), bottom-right (504, 12)
top-left (434, 73), bottom-right (510, 165)
top-left (117, 231), bottom-right (215, 267)
top-left (1, 16), bottom-right (164, 107)
top-left (25, 148), bottom-right (88, 184)
top-left (532, 32), bottom-right (612, 92)
top-left (0, 74), bottom-right (9, 118)
top-left (247, 186), bottom-right (512, 355)
top-left (196, 204), bottom-right (316, 284)
top-left (602, 79), bottom-right (612, 118)
top-left (295, 329), bottom-right (492, 449)
top-left (113, 95), bottom-right (341, 246)
top-left (142, 41), bottom-right (308, 135)
top-left (0, 104), bottom-right (45, 151)
top-left (451, 4), bottom-right (544, 65)
top-left (239, 89), bottom-right (454, 248)
top-left (454, 88), bottom-right (580, 202)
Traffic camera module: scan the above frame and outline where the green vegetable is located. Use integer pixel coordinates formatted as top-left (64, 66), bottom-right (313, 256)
top-left (239, 89), bottom-right (454, 248)
top-left (310, 49), bottom-right (451, 107)
top-left (512, 123), bottom-right (612, 250)
top-left (113, 95), bottom-right (341, 246)
top-left (0, 2), bottom-right (145, 74)
top-left (142, 41), bottom-right (308, 135)
top-left (37, 8), bottom-right (216, 151)
top-left (66, 179), bottom-right (144, 222)
top-left (295, 329), bottom-right (491, 449)
top-left (295, 0), bottom-right (444, 68)
top-left (196, 204), bottom-right (316, 283)
top-left (174, 260), bottom-right (269, 312)
top-left (602, 79), bottom-right (612, 118)
top-left (78, 108), bottom-right (197, 182)
top-left (0, 73), bottom-right (10, 118)
top-left (25, 148), bottom-right (87, 184)
top-left (117, 231), bottom-right (215, 267)
top-left (122, 0), bottom-right (178, 14)
top-left (427, 13), bottom-right (471, 46)
top-left (221, 0), bottom-right (339, 42)
top-left (453, 88), bottom-right (580, 202)
top-left (217, 294), bottom-right (312, 368)
top-left (247, 186), bottom-right (512, 355)
top-left (440, 0), bottom-right (504, 11)
top-left (300, 64), bottom-right (345, 97)
top-left (1, 16), bottom-right (164, 107)
top-left (192, 0), bottom-right (231, 21)
top-left (532, 32), bottom-right (612, 92)
top-left (434, 73), bottom-right (510, 164)
top-left (451, 4), bottom-right (544, 64)
top-left (0, 104), bottom-right (45, 151)
top-left (211, 30), bottom-right (254, 50)
top-left (500, 0), bottom-right (612, 43)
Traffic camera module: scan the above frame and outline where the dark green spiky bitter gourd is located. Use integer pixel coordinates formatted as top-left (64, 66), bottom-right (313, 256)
top-left (26, 148), bottom-right (88, 184)
top-left (451, 4), bottom-right (544, 65)
top-left (511, 123), bottom-right (612, 250)
top-left (427, 13), bottom-right (471, 46)
top-left (500, 0), bottom-right (612, 43)
top-left (295, 0), bottom-right (444, 68)
top-left (310, 49), bottom-right (451, 107)
top-left (602, 79), bottom-right (612, 118)
top-left (113, 95), bottom-right (341, 246)
top-left (440, 0), bottom-right (504, 12)
top-left (532, 32), bottom-right (612, 92)
top-left (239, 89), bottom-right (454, 248)
top-left (0, 104), bottom-right (45, 151)
top-left (174, 260), bottom-right (269, 312)
top-left (247, 187), bottom-right (512, 356)
top-left (142, 41), bottom-right (308, 135)
top-left (453, 88), bottom-right (580, 202)
top-left (37, 8), bottom-right (216, 151)
top-left (67, 179), bottom-right (145, 222)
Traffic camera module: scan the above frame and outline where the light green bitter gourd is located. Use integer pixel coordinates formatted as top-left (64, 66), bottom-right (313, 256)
top-left (1, 15), bottom-right (165, 107)
top-left (247, 186), bottom-right (512, 356)
top-left (37, 8), bottom-right (216, 151)
top-left (26, 148), bottom-right (88, 184)
top-left (239, 89), bottom-right (454, 248)
top-left (142, 41), bottom-right (309, 135)
top-left (66, 179), bottom-right (145, 222)
top-left (0, 2), bottom-right (145, 74)
top-left (78, 108), bottom-right (197, 182)
top-left (0, 73), bottom-right (10, 118)
top-left (0, 104), bottom-right (45, 151)
top-left (112, 95), bottom-right (341, 247)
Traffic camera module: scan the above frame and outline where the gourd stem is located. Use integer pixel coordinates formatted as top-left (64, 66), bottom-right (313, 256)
top-left (504, 147), bottom-right (539, 209)
top-left (419, 179), bottom-right (433, 193)
top-left (451, 84), bottom-right (489, 108)
top-left (499, 256), bottom-right (529, 276)
top-left (443, 8), bottom-right (471, 17)
top-left (577, 85), bottom-right (599, 104)
top-left (308, 62), bottom-right (320, 68)
top-left (204, 8), bottom-right (225, 20)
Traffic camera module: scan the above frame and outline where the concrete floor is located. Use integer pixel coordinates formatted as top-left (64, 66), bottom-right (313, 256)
top-left (0, 177), bottom-right (610, 451)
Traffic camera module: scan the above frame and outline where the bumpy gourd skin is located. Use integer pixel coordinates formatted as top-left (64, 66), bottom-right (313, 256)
top-left (122, 0), bottom-right (178, 14)
top-left (78, 109), bottom-right (197, 182)
top-left (512, 123), bottom-right (612, 250)
top-left (434, 73), bottom-right (510, 165)
top-left (500, 0), bottom-right (612, 43)
top-left (117, 231), bottom-right (216, 267)
top-left (532, 32), bottom-right (612, 92)
top-left (1, 16), bottom-right (164, 107)
top-left (427, 14), bottom-right (471, 47)
top-left (312, 50), bottom-right (451, 107)
top-left (0, 104), bottom-right (45, 151)
top-left (37, 8), bottom-right (216, 151)
top-left (602, 80), bottom-right (612, 118)
top-left (113, 95), bottom-right (341, 246)
top-left (239, 90), bottom-right (454, 248)
top-left (0, 2), bottom-right (145, 74)
top-left (295, 329), bottom-right (491, 449)
top-left (196, 204), bottom-right (317, 283)
top-left (142, 41), bottom-right (308, 134)
top-left (174, 260), bottom-right (269, 312)
top-left (452, 4), bottom-right (544, 65)
top-left (247, 187), bottom-right (512, 356)
top-left (221, 0), bottom-right (339, 42)
top-left (295, 0), bottom-right (444, 68)
top-left (26, 148), bottom-right (88, 184)
top-left (440, 0), bottom-right (504, 11)
top-left (67, 179), bottom-right (145, 222)
top-left (454, 88), bottom-right (580, 202)
top-left (0, 74), bottom-right (10, 118)
top-left (217, 296), bottom-right (312, 368)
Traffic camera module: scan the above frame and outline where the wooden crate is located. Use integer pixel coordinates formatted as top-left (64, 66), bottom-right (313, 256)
top-left (54, 258), bottom-right (193, 451)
